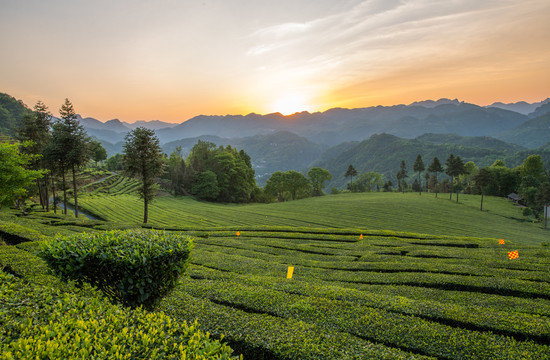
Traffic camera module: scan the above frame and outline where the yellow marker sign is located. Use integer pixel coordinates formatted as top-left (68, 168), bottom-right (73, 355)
top-left (359, 234), bottom-right (363, 240)
top-left (236, 231), bottom-right (240, 236)
top-left (499, 239), bottom-right (505, 245)
top-left (287, 266), bottom-right (294, 279)
top-left (508, 251), bottom-right (519, 260)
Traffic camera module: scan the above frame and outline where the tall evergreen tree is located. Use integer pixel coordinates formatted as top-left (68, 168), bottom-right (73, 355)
top-left (345, 164), bottom-right (358, 190)
top-left (17, 101), bottom-right (52, 209)
top-left (52, 99), bottom-right (90, 217)
top-left (396, 160), bottom-right (408, 193)
top-left (445, 154), bottom-right (466, 202)
top-left (428, 157), bottom-right (443, 198)
top-left (123, 127), bottom-right (165, 223)
top-left (413, 154), bottom-right (425, 196)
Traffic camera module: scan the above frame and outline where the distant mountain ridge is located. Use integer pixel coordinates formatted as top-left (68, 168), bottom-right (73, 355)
top-left (488, 98), bottom-right (550, 115)
top-left (82, 100), bottom-right (530, 146)
top-left (67, 97), bottom-right (550, 149)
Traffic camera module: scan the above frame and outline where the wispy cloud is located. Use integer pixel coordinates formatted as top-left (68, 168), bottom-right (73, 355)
top-left (247, 0), bottom-right (550, 105)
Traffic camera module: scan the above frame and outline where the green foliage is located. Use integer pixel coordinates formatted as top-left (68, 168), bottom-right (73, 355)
top-left (351, 171), bottom-right (384, 192)
top-left (105, 153), bottom-right (124, 171)
top-left (0, 221), bottom-right (49, 244)
top-left (0, 93), bottom-right (30, 137)
top-left (89, 140), bottom-right (107, 164)
top-left (123, 127), bottom-right (165, 223)
top-left (77, 192), bottom-right (550, 245)
top-left (0, 141), bottom-right (44, 208)
top-left (186, 141), bottom-right (256, 203)
top-left (0, 271), bottom-right (238, 359)
top-left (265, 170), bottom-right (311, 201)
top-left (520, 155), bottom-right (547, 183)
top-left (485, 163), bottom-right (519, 196)
top-left (166, 146), bottom-right (186, 196)
top-left (193, 170), bottom-right (220, 200)
top-left (307, 167), bottom-right (332, 196)
top-left (39, 229), bottom-right (193, 308)
top-left (396, 160), bottom-right (408, 193)
top-left (157, 228), bottom-right (550, 359)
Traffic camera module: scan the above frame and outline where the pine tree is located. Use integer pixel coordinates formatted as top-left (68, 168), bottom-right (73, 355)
top-left (396, 160), bottom-right (408, 193)
top-left (428, 157), bottom-right (443, 198)
top-left (123, 127), bottom-right (165, 223)
top-left (50, 99), bottom-right (90, 217)
top-left (413, 154), bottom-right (425, 196)
top-left (345, 165), bottom-right (358, 191)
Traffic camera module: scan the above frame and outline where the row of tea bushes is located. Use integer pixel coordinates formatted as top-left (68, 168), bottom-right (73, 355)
top-left (190, 245), bottom-right (550, 300)
top-left (161, 287), bottom-right (433, 360)
top-left (186, 264), bottom-right (550, 319)
top-left (179, 274), bottom-right (550, 348)
top-left (0, 221), bottom-right (49, 244)
top-left (0, 271), bottom-right (238, 359)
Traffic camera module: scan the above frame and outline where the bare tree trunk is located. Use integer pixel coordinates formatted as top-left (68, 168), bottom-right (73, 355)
top-left (61, 165), bottom-right (67, 215)
top-left (545, 205), bottom-right (548, 230)
top-left (72, 164), bottom-right (79, 218)
top-left (36, 179), bottom-right (44, 209)
top-left (44, 174), bottom-right (50, 212)
top-left (144, 197), bottom-right (148, 223)
top-left (480, 192), bottom-right (484, 211)
top-left (52, 174), bottom-right (57, 214)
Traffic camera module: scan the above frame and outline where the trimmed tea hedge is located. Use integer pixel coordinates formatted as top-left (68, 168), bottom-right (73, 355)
top-left (0, 222), bottom-right (49, 244)
top-left (160, 289), bottom-right (433, 360)
top-left (39, 229), bottom-right (193, 308)
top-left (0, 271), bottom-right (238, 360)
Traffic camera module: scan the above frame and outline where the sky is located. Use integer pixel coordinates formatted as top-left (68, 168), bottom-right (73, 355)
top-left (1, 0), bottom-right (550, 123)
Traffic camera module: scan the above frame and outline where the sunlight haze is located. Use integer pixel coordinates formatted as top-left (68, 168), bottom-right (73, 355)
top-left (1, 0), bottom-right (549, 122)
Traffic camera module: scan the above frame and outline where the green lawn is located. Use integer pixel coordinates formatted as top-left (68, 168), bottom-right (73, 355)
top-left (79, 192), bottom-right (548, 245)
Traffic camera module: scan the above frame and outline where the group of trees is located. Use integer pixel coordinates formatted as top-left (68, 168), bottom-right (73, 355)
top-left (344, 165), bottom-right (385, 193)
top-left (263, 167), bottom-right (333, 201)
top-left (182, 141), bottom-right (256, 202)
top-left (7, 99), bottom-right (108, 216)
top-left (390, 153), bottom-right (550, 223)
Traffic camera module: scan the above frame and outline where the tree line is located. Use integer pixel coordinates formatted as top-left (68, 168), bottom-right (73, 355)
top-left (2, 99), bottom-right (106, 216)
top-left (356, 153), bottom-right (550, 225)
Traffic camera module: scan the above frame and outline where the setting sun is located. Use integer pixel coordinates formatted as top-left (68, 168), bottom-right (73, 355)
top-left (270, 93), bottom-right (311, 115)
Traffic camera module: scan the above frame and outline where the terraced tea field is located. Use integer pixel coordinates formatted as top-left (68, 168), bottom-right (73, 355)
top-left (160, 228), bottom-right (550, 359)
top-left (4, 175), bottom-right (547, 359)
top-left (78, 187), bottom-right (548, 245)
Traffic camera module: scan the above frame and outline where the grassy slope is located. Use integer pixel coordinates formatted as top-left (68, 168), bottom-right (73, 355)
top-left (80, 192), bottom-right (548, 245)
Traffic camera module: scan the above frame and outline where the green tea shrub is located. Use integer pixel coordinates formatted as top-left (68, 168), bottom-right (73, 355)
top-left (0, 271), bottom-right (238, 360)
top-left (39, 229), bottom-right (193, 308)
top-left (0, 222), bottom-right (49, 244)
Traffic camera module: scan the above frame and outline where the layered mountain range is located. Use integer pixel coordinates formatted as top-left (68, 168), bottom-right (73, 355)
top-left (2, 93), bottom-right (550, 187)
top-left (79, 98), bottom-right (550, 148)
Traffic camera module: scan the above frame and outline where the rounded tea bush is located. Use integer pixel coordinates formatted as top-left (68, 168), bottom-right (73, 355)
top-left (39, 229), bottom-right (193, 308)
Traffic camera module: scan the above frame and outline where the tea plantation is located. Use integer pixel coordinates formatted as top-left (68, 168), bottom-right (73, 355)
top-left (1, 182), bottom-right (549, 359)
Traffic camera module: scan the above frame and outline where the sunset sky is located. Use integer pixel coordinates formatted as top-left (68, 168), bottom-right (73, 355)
top-left (1, 0), bottom-right (550, 123)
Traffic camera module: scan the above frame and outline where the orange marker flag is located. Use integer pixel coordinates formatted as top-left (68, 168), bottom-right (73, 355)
top-left (236, 231), bottom-right (240, 236)
top-left (359, 234), bottom-right (363, 240)
top-left (508, 251), bottom-right (519, 260)
top-left (499, 239), bottom-right (505, 245)
top-left (287, 266), bottom-right (294, 279)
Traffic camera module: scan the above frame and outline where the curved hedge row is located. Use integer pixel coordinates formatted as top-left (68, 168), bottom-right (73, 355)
top-left (0, 271), bottom-right (238, 360)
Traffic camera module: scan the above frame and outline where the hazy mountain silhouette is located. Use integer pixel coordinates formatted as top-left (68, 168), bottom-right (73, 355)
top-left (488, 98), bottom-right (550, 115)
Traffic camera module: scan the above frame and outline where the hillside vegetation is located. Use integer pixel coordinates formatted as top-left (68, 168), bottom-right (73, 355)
top-left (1, 203), bottom-right (549, 359)
top-left (71, 177), bottom-right (549, 245)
